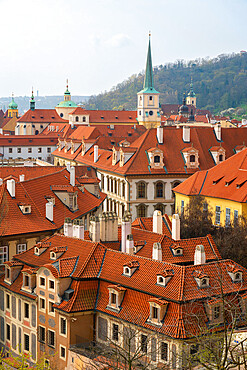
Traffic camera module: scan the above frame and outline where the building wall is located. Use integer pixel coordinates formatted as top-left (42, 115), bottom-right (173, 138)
top-left (0, 145), bottom-right (56, 162)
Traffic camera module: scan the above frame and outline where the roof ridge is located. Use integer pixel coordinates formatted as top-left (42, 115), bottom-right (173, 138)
top-left (18, 182), bottom-right (44, 219)
top-left (75, 243), bottom-right (99, 278)
top-left (178, 266), bottom-right (185, 301)
top-left (122, 129), bottom-right (150, 172)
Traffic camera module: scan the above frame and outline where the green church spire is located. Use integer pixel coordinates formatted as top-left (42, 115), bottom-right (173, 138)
top-left (139, 33), bottom-right (159, 94)
top-left (188, 77), bottom-right (196, 97)
top-left (30, 88), bottom-right (35, 111)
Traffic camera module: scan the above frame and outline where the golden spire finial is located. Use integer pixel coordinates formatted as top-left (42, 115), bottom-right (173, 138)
top-left (149, 31), bottom-right (151, 39)
top-left (66, 78), bottom-right (68, 89)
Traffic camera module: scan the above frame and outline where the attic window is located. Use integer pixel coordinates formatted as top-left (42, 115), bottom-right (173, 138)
top-left (228, 267), bottom-right (243, 282)
top-left (51, 116), bottom-right (55, 119)
top-left (115, 116), bottom-right (118, 119)
top-left (123, 267), bottom-right (131, 276)
top-left (225, 178), bottom-right (236, 187)
top-left (40, 116), bottom-right (44, 119)
top-left (219, 154), bottom-right (223, 161)
top-left (50, 252), bottom-right (56, 260)
top-left (127, 132), bottom-right (132, 137)
top-left (190, 155), bottom-right (195, 163)
top-left (32, 116), bottom-right (35, 119)
top-left (213, 176), bottom-right (224, 185)
top-left (129, 116), bottom-right (132, 119)
top-left (157, 276), bottom-right (164, 284)
top-left (237, 180), bottom-right (247, 189)
top-left (108, 132), bottom-right (112, 137)
top-left (101, 116), bottom-right (104, 119)
top-left (34, 247), bottom-right (39, 255)
top-left (154, 155), bottom-right (160, 163)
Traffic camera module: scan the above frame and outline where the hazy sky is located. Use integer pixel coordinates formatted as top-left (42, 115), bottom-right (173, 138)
top-left (0, 0), bottom-right (246, 97)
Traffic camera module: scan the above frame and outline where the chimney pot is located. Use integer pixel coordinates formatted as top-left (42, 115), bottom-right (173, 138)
top-left (172, 214), bottom-right (180, 241)
top-left (46, 202), bottom-right (53, 222)
top-left (157, 126), bottom-right (163, 144)
top-left (19, 174), bottom-right (25, 182)
top-left (94, 145), bottom-right (99, 163)
top-left (70, 166), bottom-right (75, 186)
top-left (7, 179), bottom-right (15, 197)
top-left (153, 210), bottom-right (162, 234)
top-left (194, 244), bottom-right (206, 265)
top-left (183, 126), bottom-right (190, 142)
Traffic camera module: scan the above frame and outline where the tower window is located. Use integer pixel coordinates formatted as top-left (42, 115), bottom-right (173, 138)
top-left (190, 155), bottom-right (195, 163)
top-left (139, 111), bottom-right (141, 115)
top-left (75, 116), bottom-right (79, 122)
top-left (83, 116), bottom-right (86, 122)
top-left (149, 96), bottom-right (153, 101)
top-left (60, 113), bottom-right (64, 118)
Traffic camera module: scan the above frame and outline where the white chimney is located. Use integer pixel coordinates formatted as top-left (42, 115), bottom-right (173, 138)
top-left (66, 162), bottom-right (71, 172)
top-left (90, 216), bottom-right (100, 242)
top-left (214, 123), bottom-right (221, 141)
top-left (19, 174), bottom-right (25, 182)
top-left (194, 245), bottom-right (206, 265)
top-left (152, 242), bottom-right (162, 261)
top-left (157, 126), bottom-right (163, 144)
top-left (153, 210), bottom-right (162, 234)
top-left (94, 145), bottom-right (99, 163)
top-left (172, 214), bottom-right (180, 241)
top-left (7, 179), bottom-right (15, 197)
top-left (64, 219), bottom-right (73, 237)
top-left (46, 202), bottom-right (53, 222)
top-left (121, 215), bottom-right (132, 253)
top-left (70, 166), bottom-right (75, 186)
top-left (73, 220), bottom-right (84, 239)
top-left (183, 126), bottom-right (190, 143)
top-left (126, 234), bottom-right (134, 254)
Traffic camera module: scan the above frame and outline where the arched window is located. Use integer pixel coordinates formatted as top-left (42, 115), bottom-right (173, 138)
top-left (154, 155), bottom-right (160, 163)
top-left (190, 154), bottom-right (195, 162)
top-left (75, 116), bottom-right (79, 122)
top-left (137, 182), bottom-right (146, 198)
top-left (137, 204), bottom-right (146, 218)
top-left (60, 113), bottom-right (64, 118)
top-left (156, 182), bottom-right (163, 198)
top-left (83, 116), bottom-right (86, 122)
top-left (219, 154), bottom-right (223, 161)
top-left (35, 130), bottom-right (39, 135)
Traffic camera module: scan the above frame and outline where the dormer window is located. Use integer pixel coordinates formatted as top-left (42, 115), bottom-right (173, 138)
top-left (50, 252), bottom-right (56, 260)
top-left (6, 267), bottom-right (10, 279)
top-left (19, 205), bottom-right (31, 214)
top-left (154, 155), bottom-right (160, 163)
top-left (227, 265), bottom-right (243, 282)
top-left (147, 148), bottom-right (164, 169)
top-left (123, 267), bottom-right (130, 276)
top-left (190, 154), bottom-right (195, 163)
top-left (194, 271), bottom-right (209, 288)
top-left (107, 285), bottom-right (126, 312)
top-left (207, 300), bottom-right (223, 323)
top-left (210, 146), bottom-right (226, 165)
top-left (23, 275), bottom-right (30, 288)
top-left (148, 298), bottom-right (168, 326)
top-left (171, 244), bottom-right (183, 256)
top-left (123, 261), bottom-right (139, 277)
top-left (156, 269), bottom-right (174, 287)
top-left (182, 147), bottom-right (199, 169)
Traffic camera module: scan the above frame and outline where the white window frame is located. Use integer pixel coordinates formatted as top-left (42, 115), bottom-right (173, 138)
top-left (17, 243), bottom-right (27, 254)
top-left (48, 301), bottom-right (55, 316)
top-left (39, 276), bottom-right (46, 287)
top-left (0, 246), bottom-right (8, 265)
top-left (39, 298), bottom-right (46, 312)
top-left (48, 279), bottom-right (55, 291)
top-left (59, 317), bottom-right (67, 337)
top-left (24, 333), bottom-right (30, 352)
top-left (215, 206), bottom-right (221, 225)
top-left (225, 208), bottom-right (231, 226)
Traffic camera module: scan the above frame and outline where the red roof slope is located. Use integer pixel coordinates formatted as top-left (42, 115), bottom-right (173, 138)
top-left (70, 108), bottom-right (137, 124)
top-left (17, 109), bottom-right (67, 123)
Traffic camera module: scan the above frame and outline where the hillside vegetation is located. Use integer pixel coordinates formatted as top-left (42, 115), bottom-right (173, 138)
top-left (86, 52), bottom-right (247, 113)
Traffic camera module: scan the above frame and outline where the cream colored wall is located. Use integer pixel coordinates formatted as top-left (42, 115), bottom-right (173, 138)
top-left (55, 107), bottom-right (76, 120)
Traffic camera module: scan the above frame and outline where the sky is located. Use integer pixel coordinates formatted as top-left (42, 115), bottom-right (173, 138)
top-left (0, 0), bottom-right (247, 97)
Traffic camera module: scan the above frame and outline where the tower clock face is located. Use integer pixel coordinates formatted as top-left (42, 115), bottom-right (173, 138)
top-left (149, 110), bottom-right (153, 116)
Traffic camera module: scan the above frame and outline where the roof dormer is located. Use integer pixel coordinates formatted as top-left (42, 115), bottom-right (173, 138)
top-left (112, 146), bottom-right (119, 166)
top-left (194, 270), bottom-right (210, 288)
top-left (107, 284), bottom-right (126, 312)
top-left (147, 298), bottom-right (168, 326)
top-left (210, 146), bottom-right (226, 165)
top-left (171, 243), bottom-right (183, 256)
top-left (227, 264), bottom-right (243, 283)
top-left (147, 147), bottom-right (164, 169)
top-left (156, 269), bottom-right (174, 287)
top-left (22, 267), bottom-right (37, 293)
top-left (34, 241), bottom-right (50, 256)
top-left (123, 261), bottom-right (139, 277)
top-left (182, 147), bottom-right (199, 169)
top-left (4, 261), bottom-right (23, 284)
top-left (50, 246), bottom-right (67, 260)
top-left (18, 204), bottom-right (31, 215)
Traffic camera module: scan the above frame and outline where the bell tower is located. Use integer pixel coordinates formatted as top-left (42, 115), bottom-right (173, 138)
top-left (137, 34), bottom-right (161, 129)
top-left (186, 77), bottom-right (197, 107)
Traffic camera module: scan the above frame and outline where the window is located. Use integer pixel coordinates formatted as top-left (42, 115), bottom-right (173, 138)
top-left (9, 148), bottom-right (12, 153)
top-left (6, 294), bottom-right (10, 309)
top-left (201, 278), bottom-right (207, 286)
top-left (219, 154), bottom-right (223, 161)
top-left (152, 306), bottom-right (158, 319)
top-left (149, 96), bottom-right (153, 101)
top-left (111, 293), bottom-right (116, 305)
top-left (83, 116), bottom-right (86, 122)
top-left (154, 155), bottom-right (160, 163)
top-left (141, 334), bottom-right (148, 353)
top-left (17, 148), bottom-right (21, 153)
top-left (215, 206), bottom-right (221, 225)
top-left (75, 116), bottom-right (79, 122)
top-left (48, 301), bottom-right (55, 314)
top-left (122, 182), bottom-right (125, 198)
top-left (137, 182), bottom-right (146, 198)
top-left (60, 318), bottom-right (66, 335)
top-left (0, 246), bottom-right (8, 264)
top-left (40, 298), bottom-right (45, 310)
top-left (48, 330), bottom-right (55, 348)
top-left (60, 346), bottom-right (66, 359)
top-left (190, 154), bottom-right (195, 163)
top-left (225, 208), bottom-right (231, 226)
top-left (156, 182), bottom-right (163, 198)
top-left (49, 280), bottom-right (55, 290)
top-left (38, 148), bottom-right (42, 153)
top-left (214, 306), bottom-right (220, 319)
top-left (28, 148), bottom-right (32, 153)
top-left (47, 148), bottom-right (51, 153)
top-left (6, 324), bottom-right (10, 340)
top-left (24, 334), bottom-right (29, 351)
top-left (39, 326), bottom-right (45, 343)
top-left (6, 268), bottom-right (10, 279)
top-left (139, 111), bottom-right (141, 115)
top-left (161, 342), bottom-right (168, 361)
top-left (137, 204), bottom-right (146, 218)
top-left (23, 275), bottom-right (29, 287)
top-left (17, 244), bottom-right (26, 254)
top-left (24, 303), bottom-right (29, 318)
top-left (40, 277), bottom-right (45, 287)
top-left (181, 200), bottom-right (184, 215)
top-left (234, 210), bottom-right (238, 224)
top-left (112, 324), bottom-right (119, 341)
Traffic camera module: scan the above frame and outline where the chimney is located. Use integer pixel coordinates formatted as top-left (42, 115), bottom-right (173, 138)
top-left (64, 218), bottom-right (73, 237)
top-left (66, 162), bottom-right (71, 172)
top-left (70, 166), bottom-right (75, 186)
top-left (0, 178), bottom-right (3, 186)
top-left (99, 213), bottom-right (107, 241)
top-left (121, 214), bottom-right (132, 253)
top-left (7, 179), bottom-right (15, 197)
top-left (19, 174), bottom-right (25, 182)
top-left (153, 210), bottom-right (162, 234)
top-left (73, 219), bottom-right (84, 239)
top-left (156, 126), bottom-right (163, 144)
top-left (183, 126), bottom-right (190, 142)
top-left (172, 214), bottom-right (180, 241)
top-left (126, 234), bottom-right (134, 254)
top-left (94, 145), bottom-right (99, 163)
top-left (152, 242), bottom-right (162, 261)
top-left (89, 216), bottom-right (100, 242)
top-left (194, 245), bottom-right (206, 265)
top-left (46, 202), bottom-right (53, 222)
top-left (214, 123), bottom-right (221, 141)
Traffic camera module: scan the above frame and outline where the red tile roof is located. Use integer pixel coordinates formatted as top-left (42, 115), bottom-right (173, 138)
top-left (0, 135), bottom-right (58, 147)
top-left (17, 109), bottom-right (67, 123)
top-left (70, 108), bottom-right (137, 124)
top-left (173, 147), bottom-right (247, 202)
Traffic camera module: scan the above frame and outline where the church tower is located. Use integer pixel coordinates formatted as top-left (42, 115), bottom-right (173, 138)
top-left (137, 34), bottom-right (161, 128)
top-left (186, 77), bottom-right (197, 107)
top-left (8, 94), bottom-right (18, 118)
top-left (30, 89), bottom-right (35, 111)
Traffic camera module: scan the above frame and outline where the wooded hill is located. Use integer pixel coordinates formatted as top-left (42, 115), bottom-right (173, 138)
top-left (86, 52), bottom-right (247, 114)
